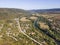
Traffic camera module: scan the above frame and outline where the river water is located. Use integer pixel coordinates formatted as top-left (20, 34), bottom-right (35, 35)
top-left (34, 19), bottom-right (60, 45)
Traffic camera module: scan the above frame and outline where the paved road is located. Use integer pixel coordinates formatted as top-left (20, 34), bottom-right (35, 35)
top-left (15, 18), bottom-right (42, 45)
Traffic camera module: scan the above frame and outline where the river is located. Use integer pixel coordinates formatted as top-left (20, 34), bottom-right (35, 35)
top-left (34, 18), bottom-right (60, 45)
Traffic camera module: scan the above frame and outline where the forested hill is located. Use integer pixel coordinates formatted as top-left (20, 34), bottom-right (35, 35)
top-left (30, 8), bottom-right (60, 14)
top-left (0, 8), bottom-right (31, 19)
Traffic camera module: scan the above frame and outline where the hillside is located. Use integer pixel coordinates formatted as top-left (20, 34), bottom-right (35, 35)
top-left (30, 8), bottom-right (60, 14)
top-left (0, 8), bottom-right (60, 45)
top-left (0, 8), bottom-right (31, 19)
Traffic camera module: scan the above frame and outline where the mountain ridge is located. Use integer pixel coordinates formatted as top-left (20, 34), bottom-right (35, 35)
top-left (29, 8), bottom-right (60, 14)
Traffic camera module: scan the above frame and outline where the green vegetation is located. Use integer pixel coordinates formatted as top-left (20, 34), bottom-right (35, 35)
top-left (0, 8), bottom-right (60, 45)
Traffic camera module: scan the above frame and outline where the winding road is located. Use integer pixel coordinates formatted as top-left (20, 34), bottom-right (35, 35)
top-left (15, 18), bottom-right (42, 45)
